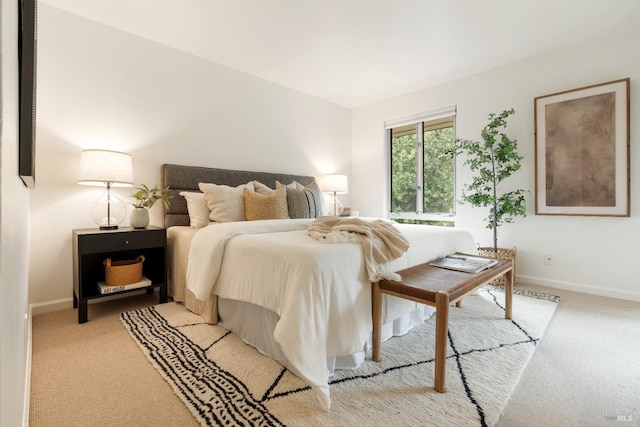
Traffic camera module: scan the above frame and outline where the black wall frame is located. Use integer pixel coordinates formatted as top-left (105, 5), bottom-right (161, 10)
top-left (18, 0), bottom-right (37, 188)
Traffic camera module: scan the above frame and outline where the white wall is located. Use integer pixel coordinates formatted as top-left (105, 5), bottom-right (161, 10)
top-left (0, 0), bottom-right (31, 425)
top-left (352, 27), bottom-right (640, 301)
top-left (30, 5), bottom-right (351, 306)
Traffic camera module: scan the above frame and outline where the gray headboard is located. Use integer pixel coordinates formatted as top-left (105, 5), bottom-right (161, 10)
top-left (161, 164), bottom-right (315, 228)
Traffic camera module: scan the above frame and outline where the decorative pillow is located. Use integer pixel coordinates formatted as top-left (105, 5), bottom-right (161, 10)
top-left (243, 186), bottom-right (289, 221)
top-left (275, 180), bottom-right (303, 190)
top-left (252, 180), bottom-right (275, 195)
top-left (276, 179), bottom-right (325, 218)
top-left (179, 191), bottom-right (210, 228)
top-left (198, 181), bottom-right (255, 223)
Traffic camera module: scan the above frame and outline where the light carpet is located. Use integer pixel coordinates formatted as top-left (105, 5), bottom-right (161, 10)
top-left (120, 287), bottom-right (559, 426)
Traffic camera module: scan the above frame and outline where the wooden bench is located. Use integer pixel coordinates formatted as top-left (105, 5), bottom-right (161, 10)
top-left (371, 255), bottom-right (513, 393)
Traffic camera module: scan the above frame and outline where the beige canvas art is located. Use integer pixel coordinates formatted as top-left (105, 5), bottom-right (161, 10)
top-left (535, 78), bottom-right (629, 217)
top-left (544, 92), bottom-right (616, 207)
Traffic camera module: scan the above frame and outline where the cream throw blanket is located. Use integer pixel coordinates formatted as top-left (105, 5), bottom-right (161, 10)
top-left (307, 216), bottom-right (410, 282)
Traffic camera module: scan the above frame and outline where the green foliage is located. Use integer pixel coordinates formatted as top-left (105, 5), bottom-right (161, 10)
top-left (454, 109), bottom-right (526, 251)
top-left (391, 134), bottom-right (417, 212)
top-left (130, 184), bottom-right (172, 209)
top-left (423, 127), bottom-right (454, 213)
top-left (391, 127), bottom-right (454, 215)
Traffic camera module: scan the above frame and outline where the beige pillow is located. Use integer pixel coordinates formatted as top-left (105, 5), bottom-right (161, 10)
top-left (198, 181), bottom-right (255, 223)
top-left (276, 180), bottom-right (303, 190)
top-left (252, 180), bottom-right (275, 195)
top-left (243, 186), bottom-right (289, 221)
top-left (179, 191), bottom-right (210, 228)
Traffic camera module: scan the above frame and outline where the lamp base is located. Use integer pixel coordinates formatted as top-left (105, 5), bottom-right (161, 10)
top-left (99, 225), bottom-right (118, 230)
top-left (332, 192), bottom-right (343, 216)
top-left (90, 187), bottom-right (127, 230)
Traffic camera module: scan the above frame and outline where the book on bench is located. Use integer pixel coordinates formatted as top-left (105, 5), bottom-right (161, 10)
top-left (429, 254), bottom-right (499, 274)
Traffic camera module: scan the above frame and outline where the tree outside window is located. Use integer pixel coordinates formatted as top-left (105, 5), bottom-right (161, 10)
top-left (389, 113), bottom-right (455, 226)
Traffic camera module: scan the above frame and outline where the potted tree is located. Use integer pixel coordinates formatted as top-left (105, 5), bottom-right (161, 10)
top-left (455, 108), bottom-right (527, 279)
top-left (129, 184), bottom-right (172, 229)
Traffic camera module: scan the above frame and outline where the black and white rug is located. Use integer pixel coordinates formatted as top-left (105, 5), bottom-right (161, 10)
top-left (121, 287), bottom-right (558, 426)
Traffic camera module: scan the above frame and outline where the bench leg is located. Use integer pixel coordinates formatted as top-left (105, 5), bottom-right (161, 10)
top-left (505, 268), bottom-right (513, 320)
top-left (434, 291), bottom-right (449, 393)
top-left (372, 281), bottom-right (382, 362)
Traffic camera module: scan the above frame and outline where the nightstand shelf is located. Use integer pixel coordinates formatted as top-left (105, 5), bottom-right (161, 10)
top-left (72, 226), bottom-right (168, 323)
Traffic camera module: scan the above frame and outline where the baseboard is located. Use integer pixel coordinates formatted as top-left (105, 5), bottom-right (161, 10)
top-left (23, 305), bottom-right (33, 427)
top-left (30, 298), bottom-right (73, 316)
top-left (30, 289), bottom-right (160, 317)
top-left (517, 275), bottom-right (640, 302)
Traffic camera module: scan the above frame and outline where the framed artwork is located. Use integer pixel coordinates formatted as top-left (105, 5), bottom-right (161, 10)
top-left (534, 78), bottom-right (630, 216)
top-left (19, 0), bottom-right (38, 188)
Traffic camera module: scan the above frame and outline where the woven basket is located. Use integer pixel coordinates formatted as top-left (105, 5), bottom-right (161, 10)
top-left (103, 255), bottom-right (145, 286)
top-left (477, 246), bottom-right (516, 287)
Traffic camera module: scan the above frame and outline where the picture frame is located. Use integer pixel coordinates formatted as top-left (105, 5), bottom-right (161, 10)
top-left (19, 0), bottom-right (38, 188)
top-left (534, 78), bottom-right (630, 216)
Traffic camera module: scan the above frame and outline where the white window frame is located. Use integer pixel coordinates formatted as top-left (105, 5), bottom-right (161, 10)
top-left (385, 105), bottom-right (457, 223)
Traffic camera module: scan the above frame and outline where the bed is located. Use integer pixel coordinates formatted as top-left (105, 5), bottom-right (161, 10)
top-left (161, 163), bottom-right (477, 410)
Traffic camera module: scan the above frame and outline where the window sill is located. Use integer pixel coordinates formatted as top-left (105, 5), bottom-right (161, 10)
top-left (389, 213), bottom-right (456, 223)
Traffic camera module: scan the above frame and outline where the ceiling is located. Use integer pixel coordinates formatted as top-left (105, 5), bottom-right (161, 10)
top-left (40, 0), bottom-right (640, 108)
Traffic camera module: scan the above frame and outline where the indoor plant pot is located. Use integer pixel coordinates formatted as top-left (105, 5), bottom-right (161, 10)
top-left (129, 207), bottom-right (150, 229)
top-left (129, 184), bottom-right (172, 229)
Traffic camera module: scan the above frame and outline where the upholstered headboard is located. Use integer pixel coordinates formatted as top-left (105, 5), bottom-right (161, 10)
top-left (161, 164), bottom-right (315, 228)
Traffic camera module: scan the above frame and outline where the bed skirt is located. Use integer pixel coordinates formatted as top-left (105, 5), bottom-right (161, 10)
top-left (217, 297), bottom-right (435, 376)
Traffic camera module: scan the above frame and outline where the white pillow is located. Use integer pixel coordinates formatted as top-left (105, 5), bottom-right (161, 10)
top-left (178, 191), bottom-right (209, 228)
top-left (198, 181), bottom-right (255, 223)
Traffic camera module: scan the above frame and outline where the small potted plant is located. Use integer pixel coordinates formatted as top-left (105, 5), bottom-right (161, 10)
top-left (129, 184), bottom-right (172, 229)
top-left (454, 108), bottom-right (527, 280)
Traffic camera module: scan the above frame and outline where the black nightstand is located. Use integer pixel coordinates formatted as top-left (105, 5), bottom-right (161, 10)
top-left (72, 226), bottom-right (168, 323)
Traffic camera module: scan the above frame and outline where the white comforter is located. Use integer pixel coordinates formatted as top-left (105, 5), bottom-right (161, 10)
top-left (187, 218), bottom-right (476, 410)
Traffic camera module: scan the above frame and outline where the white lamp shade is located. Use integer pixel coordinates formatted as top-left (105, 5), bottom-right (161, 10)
top-left (321, 174), bottom-right (348, 194)
top-left (78, 149), bottom-right (133, 187)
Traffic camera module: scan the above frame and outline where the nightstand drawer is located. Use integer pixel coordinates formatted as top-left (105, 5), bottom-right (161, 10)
top-left (77, 229), bottom-right (166, 254)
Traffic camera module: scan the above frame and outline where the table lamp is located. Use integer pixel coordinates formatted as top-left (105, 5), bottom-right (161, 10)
top-left (321, 174), bottom-right (348, 216)
top-left (78, 149), bottom-right (133, 229)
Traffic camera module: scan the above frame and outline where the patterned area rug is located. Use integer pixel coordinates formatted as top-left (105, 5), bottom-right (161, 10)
top-left (121, 287), bottom-right (558, 426)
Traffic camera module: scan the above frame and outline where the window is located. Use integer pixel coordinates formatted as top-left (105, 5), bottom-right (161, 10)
top-left (386, 106), bottom-right (456, 225)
